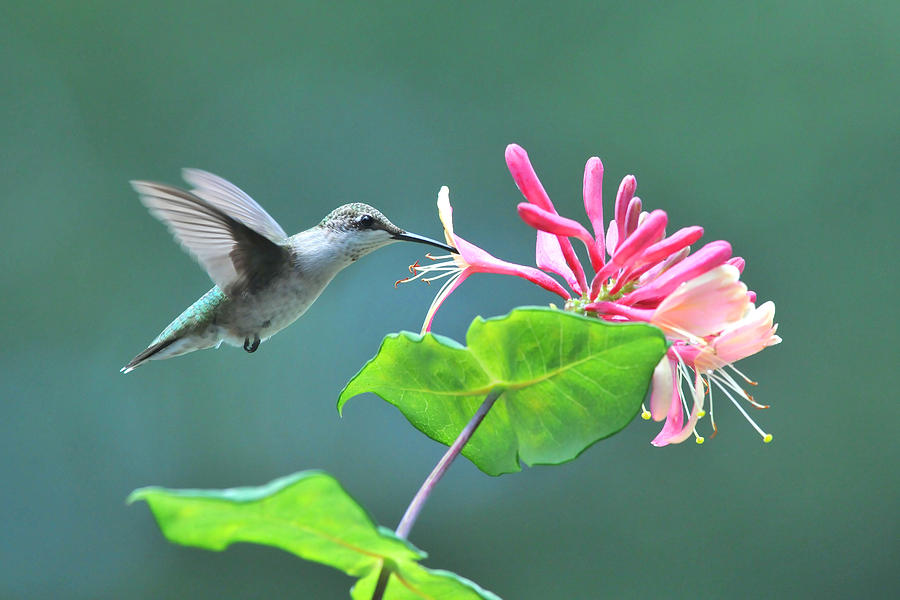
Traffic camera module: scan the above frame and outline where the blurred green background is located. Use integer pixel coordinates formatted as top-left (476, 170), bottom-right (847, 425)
top-left (2, 1), bottom-right (897, 598)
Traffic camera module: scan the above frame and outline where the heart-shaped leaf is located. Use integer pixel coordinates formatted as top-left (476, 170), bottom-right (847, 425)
top-left (129, 471), bottom-right (500, 599)
top-left (129, 471), bottom-right (421, 576)
top-left (339, 307), bottom-right (667, 475)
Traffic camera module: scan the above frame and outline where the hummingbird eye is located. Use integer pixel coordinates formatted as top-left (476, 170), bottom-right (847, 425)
top-left (358, 214), bottom-right (374, 228)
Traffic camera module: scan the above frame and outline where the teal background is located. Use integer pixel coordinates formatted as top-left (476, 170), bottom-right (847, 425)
top-left (2, 2), bottom-right (897, 598)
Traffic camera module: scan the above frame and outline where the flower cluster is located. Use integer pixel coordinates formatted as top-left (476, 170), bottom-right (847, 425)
top-left (400, 144), bottom-right (780, 446)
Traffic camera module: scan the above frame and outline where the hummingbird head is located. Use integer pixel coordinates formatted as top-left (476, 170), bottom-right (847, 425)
top-left (320, 203), bottom-right (456, 260)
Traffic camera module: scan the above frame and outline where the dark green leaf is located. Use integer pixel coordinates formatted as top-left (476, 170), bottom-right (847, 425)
top-left (339, 307), bottom-right (667, 475)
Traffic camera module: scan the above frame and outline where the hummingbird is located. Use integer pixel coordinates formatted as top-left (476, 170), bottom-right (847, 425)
top-left (121, 169), bottom-right (454, 373)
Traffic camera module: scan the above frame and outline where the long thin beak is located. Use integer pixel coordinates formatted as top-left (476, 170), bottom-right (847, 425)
top-left (393, 231), bottom-right (457, 253)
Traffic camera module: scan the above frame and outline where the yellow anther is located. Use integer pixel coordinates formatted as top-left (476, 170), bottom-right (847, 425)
top-left (763, 433), bottom-right (773, 443)
top-left (697, 410), bottom-right (706, 418)
top-left (695, 436), bottom-right (705, 444)
top-left (641, 410), bottom-right (651, 420)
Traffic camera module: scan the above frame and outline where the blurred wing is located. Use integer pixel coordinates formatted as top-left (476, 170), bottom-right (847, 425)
top-left (181, 169), bottom-right (288, 243)
top-left (131, 181), bottom-right (290, 293)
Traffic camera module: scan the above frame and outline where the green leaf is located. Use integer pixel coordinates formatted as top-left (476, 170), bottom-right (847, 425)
top-left (130, 471), bottom-right (501, 599)
top-left (339, 307), bottom-right (667, 475)
top-left (352, 563), bottom-right (501, 600)
top-left (128, 471), bottom-right (422, 578)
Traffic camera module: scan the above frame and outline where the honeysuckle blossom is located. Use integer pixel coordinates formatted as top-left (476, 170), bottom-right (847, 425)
top-left (397, 186), bottom-right (569, 333)
top-left (404, 144), bottom-right (781, 446)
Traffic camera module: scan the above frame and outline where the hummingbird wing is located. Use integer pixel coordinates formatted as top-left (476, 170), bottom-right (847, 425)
top-left (181, 169), bottom-right (289, 243)
top-left (131, 181), bottom-right (291, 294)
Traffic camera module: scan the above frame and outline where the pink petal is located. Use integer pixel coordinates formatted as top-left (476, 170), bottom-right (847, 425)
top-left (695, 301), bottom-right (780, 370)
top-left (517, 203), bottom-right (604, 272)
top-left (650, 370), bottom-right (685, 446)
top-left (605, 220), bottom-right (618, 255)
top-left (624, 197), bottom-right (642, 238)
top-left (652, 370), bottom-right (704, 446)
top-left (583, 157), bottom-right (605, 259)
top-left (536, 230), bottom-right (581, 294)
top-left (614, 175), bottom-right (636, 246)
top-left (505, 144), bottom-right (556, 212)
top-left (593, 210), bottom-right (668, 291)
top-left (638, 226), bottom-right (704, 267)
top-left (622, 240), bottom-right (732, 305)
top-left (638, 247), bottom-right (690, 285)
top-left (612, 209), bottom-right (667, 267)
top-left (650, 265), bottom-right (749, 339)
top-left (518, 202), bottom-right (593, 241)
top-left (727, 256), bottom-right (746, 273)
top-left (454, 235), bottom-right (571, 300)
top-left (649, 357), bottom-right (676, 422)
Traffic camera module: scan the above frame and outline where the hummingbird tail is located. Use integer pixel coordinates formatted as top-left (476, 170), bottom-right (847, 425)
top-left (120, 338), bottom-right (178, 374)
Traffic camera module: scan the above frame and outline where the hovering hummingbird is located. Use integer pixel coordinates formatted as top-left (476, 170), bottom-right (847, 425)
top-left (121, 169), bottom-right (454, 373)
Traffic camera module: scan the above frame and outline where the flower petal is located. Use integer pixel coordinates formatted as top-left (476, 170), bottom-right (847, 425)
top-left (437, 186), bottom-right (456, 244)
top-left (613, 209), bottom-right (667, 266)
top-left (517, 203), bottom-right (604, 272)
top-left (638, 226), bottom-right (704, 267)
top-left (695, 301), bottom-right (780, 370)
top-left (622, 240), bottom-right (732, 304)
top-left (592, 210), bottom-right (668, 290)
top-left (605, 220), bottom-right (618, 255)
top-left (517, 203), bottom-right (593, 241)
top-left (652, 369), bottom-right (705, 446)
top-left (536, 230), bottom-right (581, 294)
top-left (727, 256), bottom-right (746, 273)
top-left (505, 143), bottom-right (556, 212)
top-left (453, 235), bottom-right (571, 300)
top-left (649, 357), bottom-right (676, 421)
top-left (614, 175), bottom-right (636, 247)
top-left (624, 196), bottom-right (642, 238)
top-left (638, 247), bottom-right (690, 286)
top-left (583, 157), bottom-right (605, 258)
top-left (651, 264), bottom-right (750, 339)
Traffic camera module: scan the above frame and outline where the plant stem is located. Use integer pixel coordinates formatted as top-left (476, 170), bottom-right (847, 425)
top-left (370, 387), bottom-right (504, 600)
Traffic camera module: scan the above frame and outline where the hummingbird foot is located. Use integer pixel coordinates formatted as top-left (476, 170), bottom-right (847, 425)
top-left (243, 335), bottom-right (260, 353)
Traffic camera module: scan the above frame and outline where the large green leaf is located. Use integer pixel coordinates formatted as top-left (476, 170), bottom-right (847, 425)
top-left (128, 471), bottom-right (421, 577)
top-left (129, 471), bottom-right (500, 599)
top-left (339, 307), bottom-right (667, 475)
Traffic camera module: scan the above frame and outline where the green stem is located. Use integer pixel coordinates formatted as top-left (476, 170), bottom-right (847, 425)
top-left (371, 387), bottom-right (504, 600)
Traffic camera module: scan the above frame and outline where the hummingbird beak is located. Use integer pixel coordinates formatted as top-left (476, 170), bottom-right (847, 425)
top-left (393, 231), bottom-right (457, 253)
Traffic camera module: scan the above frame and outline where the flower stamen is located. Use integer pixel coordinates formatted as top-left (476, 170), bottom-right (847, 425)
top-left (708, 381), bottom-right (718, 439)
top-left (712, 378), bottom-right (772, 442)
top-left (727, 363), bottom-right (759, 386)
top-left (708, 368), bottom-right (770, 409)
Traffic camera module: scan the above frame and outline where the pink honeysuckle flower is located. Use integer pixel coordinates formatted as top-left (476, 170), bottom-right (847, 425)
top-left (397, 186), bottom-right (570, 333)
top-left (404, 144), bottom-right (780, 445)
top-left (649, 299), bottom-right (781, 446)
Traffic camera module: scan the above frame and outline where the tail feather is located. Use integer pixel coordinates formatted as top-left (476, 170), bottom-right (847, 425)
top-left (120, 337), bottom-right (178, 374)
